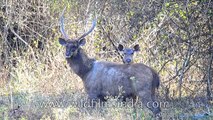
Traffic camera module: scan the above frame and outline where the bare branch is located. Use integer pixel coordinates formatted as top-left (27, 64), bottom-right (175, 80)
top-left (9, 26), bottom-right (36, 61)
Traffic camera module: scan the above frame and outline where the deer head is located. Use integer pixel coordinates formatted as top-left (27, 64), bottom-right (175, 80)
top-left (59, 8), bottom-right (96, 58)
top-left (118, 44), bottom-right (140, 64)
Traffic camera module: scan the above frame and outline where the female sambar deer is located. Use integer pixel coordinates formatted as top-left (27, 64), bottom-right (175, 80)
top-left (117, 44), bottom-right (140, 64)
top-left (118, 44), bottom-right (160, 89)
top-left (58, 9), bottom-right (161, 119)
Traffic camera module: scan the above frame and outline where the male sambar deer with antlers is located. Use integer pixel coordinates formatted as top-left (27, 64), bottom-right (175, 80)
top-left (58, 9), bottom-right (161, 119)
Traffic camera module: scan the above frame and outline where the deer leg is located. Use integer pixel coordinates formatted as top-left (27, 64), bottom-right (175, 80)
top-left (137, 91), bottom-right (162, 120)
top-left (88, 92), bottom-right (104, 108)
top-left (132, 96), bottom-right (138, 118)
top-left (88, 93), bottom-right (97, 107)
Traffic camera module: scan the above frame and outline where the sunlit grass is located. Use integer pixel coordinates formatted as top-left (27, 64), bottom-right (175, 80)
top-left (0, 0), bottom-right (213, 119)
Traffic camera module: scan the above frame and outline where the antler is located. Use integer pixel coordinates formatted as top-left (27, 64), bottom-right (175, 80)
top-left (59, 7), bottom-right (69, 40)
top-left (78, 19), bottom-right (96, 40)
top-left (60, 7), bottom-right (96, 40)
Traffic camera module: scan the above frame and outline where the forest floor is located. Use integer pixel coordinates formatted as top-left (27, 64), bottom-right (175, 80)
top-left (0, 90), bottom-right (212, 120)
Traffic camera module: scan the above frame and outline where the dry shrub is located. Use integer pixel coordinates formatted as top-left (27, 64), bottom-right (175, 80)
top-left (0, 0), bottom-right (212, 119)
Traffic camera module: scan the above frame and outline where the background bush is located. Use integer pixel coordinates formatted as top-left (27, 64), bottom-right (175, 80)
top-left (0, 0), bottom-right (212, 119)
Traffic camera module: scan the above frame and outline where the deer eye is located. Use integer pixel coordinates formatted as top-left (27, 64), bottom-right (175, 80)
top-left (74, 46), bottom-right (78, 49)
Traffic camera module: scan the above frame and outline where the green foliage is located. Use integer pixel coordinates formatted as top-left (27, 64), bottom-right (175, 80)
top-left (0, 0), bottom-right (212, 119)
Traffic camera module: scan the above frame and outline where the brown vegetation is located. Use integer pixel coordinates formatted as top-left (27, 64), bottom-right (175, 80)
top-left (0, 0), bottom-right (212, 119)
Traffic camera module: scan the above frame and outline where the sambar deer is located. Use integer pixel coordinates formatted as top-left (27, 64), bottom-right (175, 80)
top-left (117, 44), bottom-right (160, 90)
top-left (117, 44), bottom-right (140, 64)
top-left (58, 8), bottom-right (161, 119)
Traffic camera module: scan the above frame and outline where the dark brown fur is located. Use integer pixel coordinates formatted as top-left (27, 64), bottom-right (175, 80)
top-left (65, 47), bottom-right (161, 117)
top-left (59, 9), bottom-right (161, 118)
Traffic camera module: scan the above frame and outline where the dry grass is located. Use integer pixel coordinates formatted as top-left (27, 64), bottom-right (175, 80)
top-left (0, 39), bottom-right (212, 119)
top-left (0, 0), bottom-right (213, 120)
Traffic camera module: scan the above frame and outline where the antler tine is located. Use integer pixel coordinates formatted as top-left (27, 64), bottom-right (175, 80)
top-left (78, 19), bottom-right (96, 40)
top-left (59, 7), bottom-right (69, 40)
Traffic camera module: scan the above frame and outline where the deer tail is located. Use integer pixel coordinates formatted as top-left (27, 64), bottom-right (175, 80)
top-left (152, 70), bottom-right (160, 89)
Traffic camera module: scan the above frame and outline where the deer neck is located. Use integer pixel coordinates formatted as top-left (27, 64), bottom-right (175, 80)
top-left (66, 48), bottom-right (95, 79)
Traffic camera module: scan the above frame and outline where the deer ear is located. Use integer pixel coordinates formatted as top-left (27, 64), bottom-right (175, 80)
top-left (118, 44), bottom-right (124, 51)
top-left (59, 38), bottom-right (67, 46)
top-left (133, 44), bottom-right (140, 51)
top-left (78, 38), bottom-right (86, 46)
